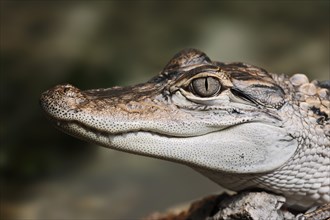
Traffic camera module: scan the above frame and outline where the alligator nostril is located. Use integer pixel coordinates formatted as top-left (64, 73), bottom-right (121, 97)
top-left (63, 87), bottom-right (70, 93)
top-left (55, 84), bottom-right (82, 99)
top-left (61, 84), bottom-right (76, 93)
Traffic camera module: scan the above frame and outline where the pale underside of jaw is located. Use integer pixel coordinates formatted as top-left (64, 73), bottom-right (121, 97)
top-left (54, 120), bottom-right (298, 175)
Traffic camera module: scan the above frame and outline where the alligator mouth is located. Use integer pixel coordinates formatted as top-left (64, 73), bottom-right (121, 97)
top-left (50, 119), bottom-right (225, 160)
top-left (52, 119), bottom-right (228, 141)
top-left (51, 118), bottom-right (298, 176)
top-left (50, 120), bottom-right (234, 167)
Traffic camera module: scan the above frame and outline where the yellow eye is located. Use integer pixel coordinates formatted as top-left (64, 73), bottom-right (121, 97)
top-left (190, 77), bottom-right (221, 97)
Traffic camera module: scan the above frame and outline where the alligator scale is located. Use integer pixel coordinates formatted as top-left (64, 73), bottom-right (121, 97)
top-left (40, 49), bottom-right (330, 213)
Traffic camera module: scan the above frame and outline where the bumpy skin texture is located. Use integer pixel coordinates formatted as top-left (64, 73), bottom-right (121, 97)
top-left (40, 49), bottom-right (330, 211)
top-left (257, 73), bottom-right (330, 208)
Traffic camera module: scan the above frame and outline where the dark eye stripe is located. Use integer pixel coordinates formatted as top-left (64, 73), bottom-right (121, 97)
top-left (231, 83), bottom-right (285, 108)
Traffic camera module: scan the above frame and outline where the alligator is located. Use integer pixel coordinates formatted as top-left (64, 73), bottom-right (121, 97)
top-left (40, 49), bottom-right (330, 218)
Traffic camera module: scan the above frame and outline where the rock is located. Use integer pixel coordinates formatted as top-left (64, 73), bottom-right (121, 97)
top-left (145, 191), bottom-right (330, 220)
top-left (145, 194), bottom-right (224, 220)
top-left (208, 191), bottom-right (294, 220)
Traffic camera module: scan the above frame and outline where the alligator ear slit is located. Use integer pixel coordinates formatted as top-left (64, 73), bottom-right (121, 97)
top-left (230, 88), bottom-right (257, 105)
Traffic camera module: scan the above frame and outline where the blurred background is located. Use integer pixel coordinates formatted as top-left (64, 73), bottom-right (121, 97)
top-left (1, 1), bottom-right (329, 219)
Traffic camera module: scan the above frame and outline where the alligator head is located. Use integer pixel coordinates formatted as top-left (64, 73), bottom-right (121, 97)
top-left (40, 49), bottom-right (298, 176)
top-left (41, 48), bottom-right (330, 210)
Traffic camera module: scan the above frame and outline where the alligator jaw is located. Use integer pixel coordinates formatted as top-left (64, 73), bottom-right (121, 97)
top-left (40, 83), bottom-right (297, 174)
top-left (40, 84), bottom-right (231, 137)
top-left (53, 119), bottom-right (297, 174)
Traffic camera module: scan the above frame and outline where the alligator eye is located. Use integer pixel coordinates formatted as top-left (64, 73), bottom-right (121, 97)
top-left (190, 77), bottom-right (221, 97)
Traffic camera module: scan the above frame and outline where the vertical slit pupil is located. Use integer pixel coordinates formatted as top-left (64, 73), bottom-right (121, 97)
top-left (205, 77), bottom-right (209, 91)
top-left (190, 76), bottom-right (221, 97)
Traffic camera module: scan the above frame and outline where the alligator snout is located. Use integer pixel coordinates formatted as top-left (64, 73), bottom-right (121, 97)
top-left (40, 84), bottom-right (87, 120)
top-left (41, 84), bottom-right (83, 101)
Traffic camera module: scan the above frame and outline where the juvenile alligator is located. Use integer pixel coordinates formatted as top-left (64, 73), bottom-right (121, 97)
top-left (40, 49), bottom-right (329, 215)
